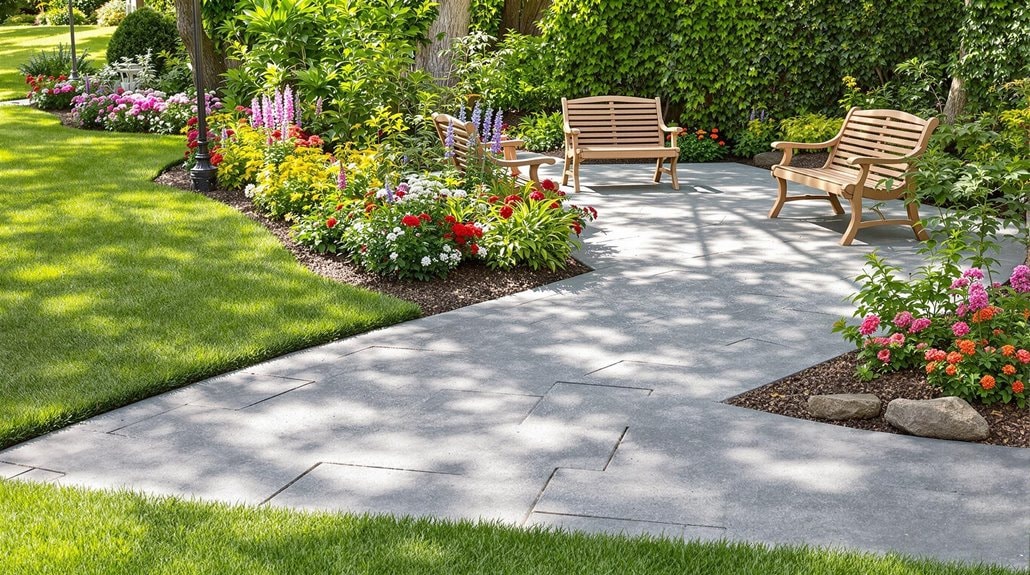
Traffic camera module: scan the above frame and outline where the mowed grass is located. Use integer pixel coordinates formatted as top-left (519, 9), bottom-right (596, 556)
top-left (0, 480), bottom-right (1022, 575)
top-left (0, 107), bottom-right (420, 448)
top-left (0, 25), bottom-right (114, 100)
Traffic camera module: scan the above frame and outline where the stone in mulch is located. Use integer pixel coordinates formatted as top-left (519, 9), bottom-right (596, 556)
top-left (884, 397), bottom-right (990, 442)
top-left (807, 393), bottom-right (881, 420)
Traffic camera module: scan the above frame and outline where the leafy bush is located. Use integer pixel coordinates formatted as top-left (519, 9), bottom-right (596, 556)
top-left (512, 111), bottom-right (563, 152)
top-left (71, 0), bottom-right (107, 18)
top-left (251, 145), bottom-right (336, 220)
top-left (675, 127), bottom-right (727, 163)
top-left (732, 115), bottom-right (778, 158)
top-left (95, 0), bottom-right (124, 26)
top-left (18, 44), bottom-right (95, 78)
top-left (0, 0), bottom-right (31, 23)
top-left (779, 114), bottom-right (842, 151)
top-left (3, 13), bottom-right (36, 24)
top-left (451, 31), bottom-right (557, 114)
top-left (106, 7), bottom-right (179, 74)
top-left (44, 7), bottom-right (87, 24)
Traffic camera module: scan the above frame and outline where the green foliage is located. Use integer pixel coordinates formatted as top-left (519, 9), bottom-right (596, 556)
top-left (451, 31), bottom-right (557, 114)
top-left (3, 13), bottom-right (35, 24)
top-left (481, 183), bottom-right (590, 272)
top-left (105, 7), bottom-right (179, 73)
top-left (955, 0), bottom-right (1030, 113)
top-left (469, 0), bottom-right (502, 36)
top-left (0, 0), bottom-right (31, 23)
top-left (675, 127), bottom-right (727, 163)
top-left (512, 111), bottom-right (563, 152)
top-left (839, 59), bottom-right (949, 117)
top-left (732, 117), bottom-right (778, 158)
top-left (18, 43), bottom-right (94, 77)
top-left (779, 114), bottom-right (842, 151)
top-left (44, 7), bottom-right (87, 25)
top-left (94, 0), bottom-right (124, 26)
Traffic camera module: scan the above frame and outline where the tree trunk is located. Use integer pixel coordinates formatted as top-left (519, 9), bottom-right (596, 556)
top-left (500, 0), bottom-right (551, 36)
top-left (415, 0), bottom-right (471, 86)
top-left (942, 0), bottom-right (972, 123)
top-left (174, 0), bottom-right (227, 92)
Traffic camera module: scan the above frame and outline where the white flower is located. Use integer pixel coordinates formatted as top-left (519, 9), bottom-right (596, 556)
top-left (450, 252), bottom-right (461, 263)
top-left (389, 252), bottom-right (398, 261)
top-left (477, 247), bottom-right (488, 258)
top-left (386, 233), bottom-right (397, 242)
top-left (439, 252), bottom-right (448, 260)
top-left (392, 227), bottom-right (402, 234)
top-left (450, 189), bottom-right (467, 198)
top-left (442, 244), bottom-right (452, 253)
top-left (375, 189), bottom-right (388, 199)
top-left (243, 184), bottom-right (256, 198)
top-left (420, 256), bottom-right (432, 267)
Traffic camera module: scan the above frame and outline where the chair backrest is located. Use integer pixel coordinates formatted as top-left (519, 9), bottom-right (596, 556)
top-left (432, 113), bottom-right (479, 172)
top-left (829, 107), bottom-right (939, 188)
top-left (562, 96), bottom-right (664, 147)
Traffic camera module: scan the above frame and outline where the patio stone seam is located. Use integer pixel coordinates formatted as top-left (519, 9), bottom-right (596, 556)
top-left (519, 467), bottom-right (559, 526)
top-left (104, 404), bottom-right (190, 434)
top-left (602, 427), bottom-right (629, 471)
top-left (260, 462), bottom-right (322, 506)
top-left (235, 381), bottom-right (316, 411)
top-left (519, 382), bottom-right (559, 424)
top-left (555, 381), bottom-right (654, 395)
top-left (531, 510), bottom-right (727, 531)
top-left (0, 461), bottom-right (33, 479)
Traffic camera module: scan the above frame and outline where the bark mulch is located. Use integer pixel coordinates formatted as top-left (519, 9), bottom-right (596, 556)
top-left (153, 164), bottom-right (590, 317)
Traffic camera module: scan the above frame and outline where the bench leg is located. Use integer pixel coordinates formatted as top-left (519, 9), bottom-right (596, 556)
top-left (840, 195), bottom-right (864, 246)
top-left (907, 199), bottom-right (929, 241)
top-left (561, 156), bottom-right (571, 187)
top-left (827, 194), bottom-right (844, 215)
top-left (769, 177), bottom-right (788, 218)
top-left (653, 158), bottom-right (663, 183)
top-left (669, 156), bottom-right (679, 190)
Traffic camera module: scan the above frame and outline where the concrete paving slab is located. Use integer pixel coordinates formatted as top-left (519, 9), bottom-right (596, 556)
top-left (0, 461), bottom-right (31, 479)
top-left (175, 371), bottom-right (314, 410)
top-left (9, 467), bottom-right (64, 483)
top-left (527, 511), bottom-right (726, 541)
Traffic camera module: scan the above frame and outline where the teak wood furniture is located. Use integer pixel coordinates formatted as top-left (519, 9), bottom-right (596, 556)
top-left (561, 96), bottom-right (680, 193)
top-left (432, 113), bottom-right (555, 187)
top-left (768, 107), bottom-right (939, 246)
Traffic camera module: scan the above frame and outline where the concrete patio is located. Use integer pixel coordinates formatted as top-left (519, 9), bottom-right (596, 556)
top-left (3, 161), bottom-right (1028, 568)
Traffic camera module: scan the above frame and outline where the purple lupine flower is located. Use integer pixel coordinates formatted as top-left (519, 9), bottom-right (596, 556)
top-left (220, 128), bottom-right (228, 142)
top-left (251, 96), bottom-right (262, 127)
top-left (492, 109), bottom-right (504, 153)
top-left (481, 108), bottom-right (493, 144)
top-left (444, 121), bottom-right (455, 158)
top-left (470, 102), bottom-right (482, 137)
top-left (283, 85), bottom-right (294, 129)
top-left (760, 110), bottom-right (766, 121)
top-left (273, 88), bottom-right (284, 128)
top-left (337, 162), bottom-right (347, 191)
top-left (458, 102), bottom-right (466, 122)
top-left (385, 179), bottom-right (394, 203)
top-left (749, 109), bottom-right (756, 121)
top-left (262, 94), bottom-right (273, 131)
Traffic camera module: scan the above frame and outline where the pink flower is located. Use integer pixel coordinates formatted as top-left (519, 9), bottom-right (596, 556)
top-left (889, 333), bottom-right (905, 345)
top-left (893, 311), bottom-right (913, 329)
top-left (968, 282), bottom-right (988, 310)
top-left (962, 268), bottom-right (984, 280)
top-left (858, 314), bottom-right (880, 336)
top-left (951, 321), bottom-right (970, 336)
top-left (877, 349), bottom-right (891, 363)
top-left (908, 318), bottom-right (931, 333)
top-left (1010, 265), bottom-right (1030, 293)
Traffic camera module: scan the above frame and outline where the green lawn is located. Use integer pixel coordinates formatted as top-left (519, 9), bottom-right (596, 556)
top-left (0, 480), bottom-right (1021, 575)
top-left (0, 106), bottom-right (420, 448)
top-left (0, 25), bottom-right (115, 100)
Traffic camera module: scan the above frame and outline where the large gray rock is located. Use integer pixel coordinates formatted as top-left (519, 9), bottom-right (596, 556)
top-left (753, 151), bottom-right (783, 169)
top-left (807, 394), bottom-right (881, 420)
top-left (884, 397), bottom-right (989, 441)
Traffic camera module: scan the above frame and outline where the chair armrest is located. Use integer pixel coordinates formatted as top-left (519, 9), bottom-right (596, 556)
top-left (564, 126), bottom-right (580, 135)
top-left (771, 139), bottom-right (836, 151)
top-left (491, 155), bottom-right (557, 168)
top-left (501, 138), bottom-right (526, 150)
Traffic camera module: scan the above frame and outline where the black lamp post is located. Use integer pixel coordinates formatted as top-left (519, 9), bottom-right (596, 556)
top-left (67, 0), bottom-right (77, 80)
top-left (189, 0), bottom-right (216, 192)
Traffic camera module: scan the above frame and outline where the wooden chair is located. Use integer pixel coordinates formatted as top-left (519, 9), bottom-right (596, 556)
top-left (768, 107), bottom-right (939, 245)
top-left (431, 113), bottom-right (555, 187)
top-left (561, 96), bottom-right (680, 193)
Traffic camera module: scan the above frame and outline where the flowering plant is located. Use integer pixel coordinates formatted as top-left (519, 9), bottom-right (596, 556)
top-left (26, 75), bottom-right (79, 110)
top-left (672, 127), bottom-right (727, 163)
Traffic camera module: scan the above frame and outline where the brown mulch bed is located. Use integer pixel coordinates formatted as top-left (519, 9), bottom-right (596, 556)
top-left (154, 164), bottom-right (590, 316)
top-left (727, 351), bottom-right (1029, 448)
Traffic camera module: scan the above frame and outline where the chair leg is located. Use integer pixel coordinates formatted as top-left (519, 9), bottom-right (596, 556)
top-left (561, 157), bottom-right (570, 186)
top-left (840, 195), bottom-right (863, 246)
top-left (653, 158), bottom-right (663, 183)
top-left (769, 177), bottom-right (787, 218)
top-left (907, 199), bottom-right (928, 241)
top-left (827, 193), bottom-right (844, 215)
top-left (572, 157), bottom-right (581, 193)
top-left (669, 156), bottom-right (679, 190)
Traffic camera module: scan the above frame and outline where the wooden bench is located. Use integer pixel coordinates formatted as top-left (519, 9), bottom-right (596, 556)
top-left (768, 107), bottom-right (939, 245)
top-left (561, 96), bottom-right (680, 193)
top-left (432, 113), bottom-right (555, 187)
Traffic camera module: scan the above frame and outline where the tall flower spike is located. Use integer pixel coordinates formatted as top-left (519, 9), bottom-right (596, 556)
top-left (251, 96), bottom-right (262, 128)
top-left (273, 88), bottom-right (284, 128)
top-left (283, 85), bottom-right (294, 129)
top-left (492, 109), bottom-right (503, 153)
top-left (262, 94), bottom-right (273, 132)
top-left (482, 108), bottom-right (493, 144)
top-left (337, 162), bottom-right (347, 191)
top-left (470, 102), bottom-right (482, 139)
top-left (458, 102), bottom-right (466, 122)
top-left (444, 121), bottom-right (455, 158)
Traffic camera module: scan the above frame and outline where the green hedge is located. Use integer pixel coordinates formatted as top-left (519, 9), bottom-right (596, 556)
top-left (541, 0), bottom-right (975, 135)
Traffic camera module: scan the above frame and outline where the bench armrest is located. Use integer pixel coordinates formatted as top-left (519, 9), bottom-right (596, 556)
top-left (771, 140), bottom-right (836, 151)
top-left (490, 155), bottom-right (557, 168)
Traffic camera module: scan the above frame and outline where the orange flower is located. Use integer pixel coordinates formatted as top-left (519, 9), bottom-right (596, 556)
top-left (718, 141), bottom-right (725, 146)
top-left (993, 329), bottom-right (1004, 336)
top-left (1014, 380), bottom-right (1025, 394)
top-left (972, 306), bottom-right (998, 323)
top-left (946, 351), bottom-right (964, 364)
top-left (1002, 364), bottom-right (1016, 375)
top-left (1023, 309), bottom-right (1029, 320)
top-left (1001, 344), bottom-right (1015, 356)
top-left (710, 133), bottom-right (718, 139)
top-left (697, 135), bottom-right (704, 141)
top-left (957, 339), bottom-right (976, 355)
top-left (945, 364), bottom-right (957, 376)
top-left (695, 129), bottom-right (706, 135)
top-left (712, 128), bottom-right (719, 134)
top-left (980, 375), bottom-right (996, 390)
top-left (925, 362), bottom-right (938, 374)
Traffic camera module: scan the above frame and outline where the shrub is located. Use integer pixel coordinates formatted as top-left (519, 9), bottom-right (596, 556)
top-left (674, 127), bottom-right (727, 163)
top-left (732, 114), bottom-right (778, 158)
top-left (18, 44), bottom-right (95, 78)
top-left (512, 111), bottom-right (563, 152)
top-left (44, 7), bottom-right (86, 24)
top-left (71, 0), bottom-right (107, 19)
top-left (95, 0), bottom-right (124, 26)
top-left (26, 74), bottom-right (79, 109)
top-left (779, 114), bottom-right (842, 152)
top-left (251, 145), bottom-right (336, 220)
top-left (214, 121), bottom-right (270, 191)
top-left (451, 31), bottom-right (558, 114)
top-left (3, 13), bottom-right (36, 24)
top-left (106, 7), bottom-right (179, 73)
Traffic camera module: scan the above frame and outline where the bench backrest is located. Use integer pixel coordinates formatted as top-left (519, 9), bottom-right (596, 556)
top-left (562, 96), bottom-right (665, 147)
top-left (432, 113), bottom-right (479, 172)
top-left (829, 107), bottom-right (939, 188)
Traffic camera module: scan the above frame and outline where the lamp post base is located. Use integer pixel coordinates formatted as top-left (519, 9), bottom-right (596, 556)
top-left (190, 164), bottom-right (217, 192)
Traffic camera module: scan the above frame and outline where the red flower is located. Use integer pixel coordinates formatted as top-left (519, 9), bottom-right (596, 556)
top-left (401, 214), bottom-right (421, 227)
top-left (1014, 381), bottom-right (1025, 394)
top-left (210, 153), bottom-right (223, 166)
top-left (187, 117), bottom-right (198, 127)
top-left (500, 205), bottom-right (513, 219)
top-left (571, 222), bottom-right (582, 235)
top-left (470, 243), bottom-right (479, 255)
top-left (529, 191), bottom-right (545, 201)
top-left (487, 195), bottom-right (500, 204)
top-left (542, 179), bottom-right (557, 191)
top-left (307, 135), bottom-right (323, 147)
top-left (326, 217), bottom-right (338, 229)
top-left (235, 105), bottom-right (246, 112)
top-left (980, 375), bottom-right (996, 390)
top-left (550, 201), bottom-right (560, 209)
top-left (335, 203), bottom-right (344, 211)
top-left (504, 194), bottom-right (521, 204)
top-left (419, 212), bottom-right (432, 222)
top-left (395, 190), bottom-right (406, 198)
top-left (444, 215), bottom-right (457, 224)
top-left (364, 204), bottom-right (376, 214)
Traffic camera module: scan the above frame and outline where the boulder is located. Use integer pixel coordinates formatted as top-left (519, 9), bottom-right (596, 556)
top-left (807, 394), bottom-right (881, 420)
top-left (884, 397), bottom-right (989, 441)
top-left (753, 151), bottom-right (783, 169)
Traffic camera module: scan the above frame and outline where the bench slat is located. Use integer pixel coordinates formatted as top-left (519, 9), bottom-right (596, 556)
top-left (836, 140), bottom-right (914, 157)
top-left (841, 125), bottom-right (924, 148)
